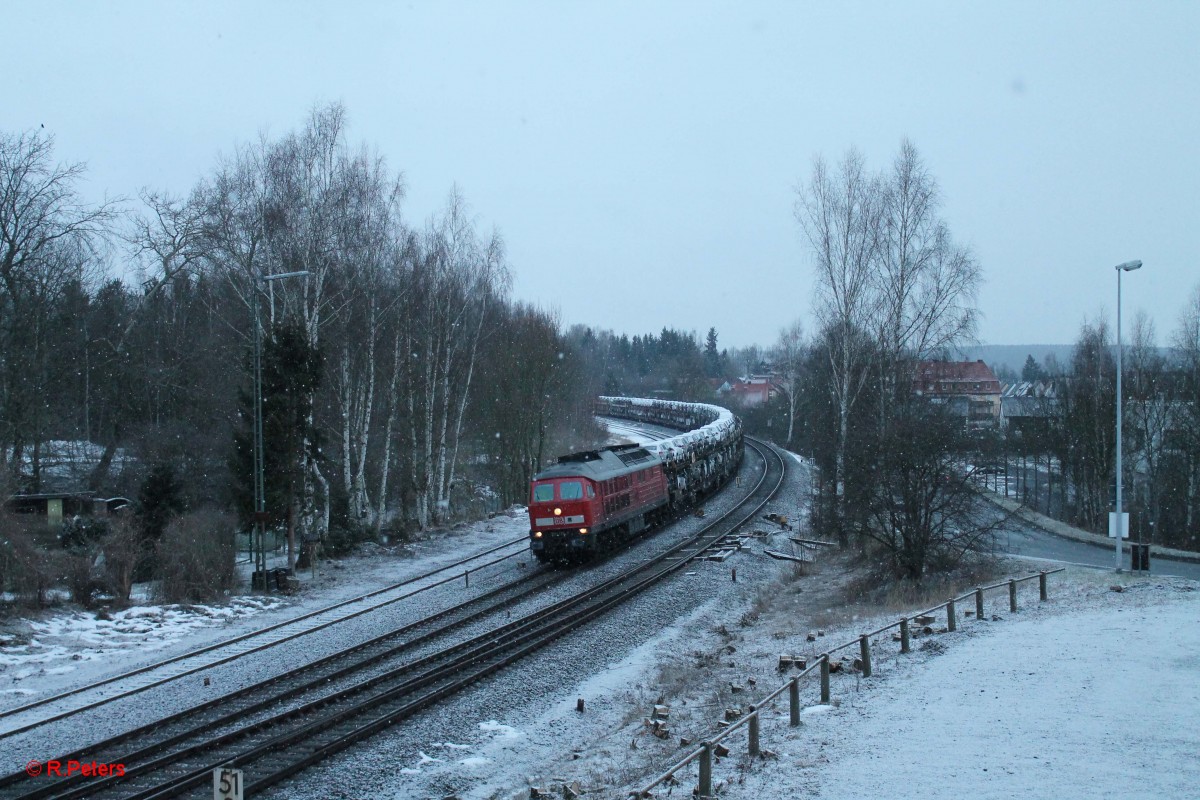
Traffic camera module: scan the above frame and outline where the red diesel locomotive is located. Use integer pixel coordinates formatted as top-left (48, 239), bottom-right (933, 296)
top-left (528, 444), bottom-right (669, 563)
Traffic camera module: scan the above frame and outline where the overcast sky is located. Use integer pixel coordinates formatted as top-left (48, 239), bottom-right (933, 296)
top-left (6, 1), bottom-right (1197, 350)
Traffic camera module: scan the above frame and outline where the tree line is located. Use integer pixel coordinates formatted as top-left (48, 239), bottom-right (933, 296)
top-left (1, 105), bottom-right (604, 603)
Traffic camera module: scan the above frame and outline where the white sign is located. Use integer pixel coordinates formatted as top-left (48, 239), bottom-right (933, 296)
top-left (1108, 512), bottom-right (1129, 539)
top-left (214, 767), bottom-right (244, 800)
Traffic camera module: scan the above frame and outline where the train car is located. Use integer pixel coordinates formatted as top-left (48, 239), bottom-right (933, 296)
top-left (528, 397), bottom-right (743, 564)
top-left (528, 444), bottom-right (669, 563)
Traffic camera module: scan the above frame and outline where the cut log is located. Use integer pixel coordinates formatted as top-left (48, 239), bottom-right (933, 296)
top-left (714, 743), bottom-right (731, 758)
top-left (725, 707), bottom-right (741, 721)
top-left (730, 683), bottom-right (743, 694)
top-left (828, 659), bottom-right (843, 673)
top-left (778, 654), bottom-right (794, 670)
top-left (915, 615), bottom-right (935, 625)
top-left (765, 549), bottom-right (811, 563)
top-left (653, 704), bottom-right (670, 719)
top-left (806, 631), bottom-right (817, 642)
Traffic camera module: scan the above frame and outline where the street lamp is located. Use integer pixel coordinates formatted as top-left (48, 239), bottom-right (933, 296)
top-left (253, 269), bottom-right (309, 590)
top-left (1113, 259), bottom-right (1142, 571)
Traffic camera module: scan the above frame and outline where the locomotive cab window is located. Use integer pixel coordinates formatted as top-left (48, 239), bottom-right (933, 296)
top-left (533, 483), bottom-right (554, 502)
top-left (586, 484), bottom-right (595, 498)
top-left (559, 481), bottom-right (584, 500)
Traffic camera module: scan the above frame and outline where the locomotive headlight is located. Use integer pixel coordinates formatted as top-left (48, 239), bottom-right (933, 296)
top-left (554, 507), bottom-right (562, 516)
top-left (533, 531), bottom-right (543, 538)
top-left (579, 528), bottom-right (588, 535)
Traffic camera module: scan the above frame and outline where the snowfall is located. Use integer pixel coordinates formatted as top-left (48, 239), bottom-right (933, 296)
top-left (1, 448), bottom-right (1197, 799)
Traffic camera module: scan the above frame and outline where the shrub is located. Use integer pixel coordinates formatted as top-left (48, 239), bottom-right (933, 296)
top-left (155, 509), bottom-right (238, 603)
top-left (103, 516), bottom-right (140, 605)
top-left (4, 520), bottom-right (62, 608)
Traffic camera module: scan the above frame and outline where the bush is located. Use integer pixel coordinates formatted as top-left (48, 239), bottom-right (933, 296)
top-left (103, 516), bottom-right (140, 605)
top-left (155, 509), bottom-right (238, 603)
top-left (3, 521), bottom-right (62, 609)
top-left (63, 549), bottom-right (105, 609)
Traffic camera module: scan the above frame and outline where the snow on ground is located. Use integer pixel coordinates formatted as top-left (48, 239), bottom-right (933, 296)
top-left (714, 570), bottom-right (1200, 800)
top-left (0, 509), bottom-right (529, 707)
top-left (0, 597), bottom-right (285, 693)
top-left (10, 430), bottom-right (1193, 800)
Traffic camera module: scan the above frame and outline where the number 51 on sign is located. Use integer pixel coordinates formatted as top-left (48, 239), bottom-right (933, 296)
top-left (214, 767), bottom-right (243, 800)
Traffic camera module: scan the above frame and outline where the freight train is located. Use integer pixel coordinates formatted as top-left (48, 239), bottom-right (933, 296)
top-left (527, 397), bottom-right (743, 564)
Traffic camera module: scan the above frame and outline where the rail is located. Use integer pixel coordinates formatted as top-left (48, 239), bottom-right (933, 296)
top-left (0, 536), bottom-right (528, 737)
top-left (630, 567), bottom-right (1066, 799)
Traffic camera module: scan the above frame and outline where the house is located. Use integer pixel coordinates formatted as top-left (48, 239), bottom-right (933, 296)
top-left (913, 360), bottom-right (1002, 427)
top-left (5, 493), bottom-right (130, 527)
top-left (999, 381), bottom-right (1059, 437)
top-left (725, 374), bottom-right (782, 408)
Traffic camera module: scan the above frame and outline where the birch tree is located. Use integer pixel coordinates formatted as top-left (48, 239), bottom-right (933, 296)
top-left (876, 140), bottom-right (980, 391)
top-left (770, 320), bottom-right (805, 445)
top-left (795, 150), bottom-right (882, 539)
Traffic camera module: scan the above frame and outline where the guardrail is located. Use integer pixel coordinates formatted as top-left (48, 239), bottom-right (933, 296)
top-left (629, 568), bottom-right (1066, 799)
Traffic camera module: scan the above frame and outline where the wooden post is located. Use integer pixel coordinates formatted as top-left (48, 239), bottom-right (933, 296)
top-left (859, 634), bottom-right (872, 678)
top-left (975, 587), bottom-right (984, 621)
top-left (947, 598), bottom-right (957, 632)
top-left (899, 617), bottom-right (910, 654)
top-left (789, 676), bottom-right (800, 726)
top-left (820, 654), bottom-right (830, 703)
top-left (465, 569), bottom-right (470, 588)
top-left (1009, 579), bottom-right (1018, 612)
top-left (1039, 571), bottom-right (1048, 602)
top-left (698, 742), bottom-right (713, 797)
top-left (748, 706), bottom-right (760, 756)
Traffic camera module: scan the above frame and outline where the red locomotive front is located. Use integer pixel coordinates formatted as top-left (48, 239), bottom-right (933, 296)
top-left (528, 476), bottom-right (598, 552)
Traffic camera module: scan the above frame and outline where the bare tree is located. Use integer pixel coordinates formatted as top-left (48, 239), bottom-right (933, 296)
top-left (876, 140), bottom-right (979, 368)
top-left (0, 130), bottom-right (116, 485)
top-left (795, 150), bottom-right (882, 538)
top-left (1057, 316), bottom-right (1116, 530)
top-left (862, 399), bottom-right (1004, 580)
top-left (770, 320), bottom-right (805, 445)
top-left (1171, 284), bottom-right (1200, 535)
top-left (1125, 311), bottom-right (1173, 542)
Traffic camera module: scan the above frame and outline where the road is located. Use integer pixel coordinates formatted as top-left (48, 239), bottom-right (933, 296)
top-left (994, 506), bottom-right (1200, 580)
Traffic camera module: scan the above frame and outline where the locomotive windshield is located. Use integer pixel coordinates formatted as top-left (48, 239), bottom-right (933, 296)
top-left (533, 483), bottom-right (554, 502)
top-left (559, 481), bottom-right (583, 500)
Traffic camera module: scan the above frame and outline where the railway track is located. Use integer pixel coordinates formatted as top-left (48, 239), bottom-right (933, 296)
top-left (0, 536), bottom-right (530, 739)
top-left (4, 438), bottom-right (784, 800)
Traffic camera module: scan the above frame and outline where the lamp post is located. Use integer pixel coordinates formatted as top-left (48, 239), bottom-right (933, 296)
top-left (253, 269), bottom-right (309, 590)
top-left (1114, 259), bottom-right (1142, 571)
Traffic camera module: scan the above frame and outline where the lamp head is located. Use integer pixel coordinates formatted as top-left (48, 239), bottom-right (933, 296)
top-left (1115, 260), bottom-right (1142, 272)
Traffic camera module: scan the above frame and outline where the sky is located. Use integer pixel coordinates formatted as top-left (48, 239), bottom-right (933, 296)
top-left (5, 1), bottom-right (1198, 350)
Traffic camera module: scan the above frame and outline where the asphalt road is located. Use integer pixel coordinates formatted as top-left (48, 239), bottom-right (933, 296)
top-left (995, 507), bottom-right (1200, 580)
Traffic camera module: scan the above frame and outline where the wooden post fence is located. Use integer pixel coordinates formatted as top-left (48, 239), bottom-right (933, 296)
top-left (627, 569), bottom-right (1066, 800)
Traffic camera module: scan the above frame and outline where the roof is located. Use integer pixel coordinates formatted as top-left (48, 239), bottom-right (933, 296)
top-left (915, 359), bottom-right (998, 383)
top-left (914, 360), bottom-right (1001, 395)
top-left (533, 444), bottom-right (658, 482)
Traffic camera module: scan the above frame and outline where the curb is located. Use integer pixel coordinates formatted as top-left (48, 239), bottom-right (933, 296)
top-left (983, 490), bottom-right (1200, 565)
